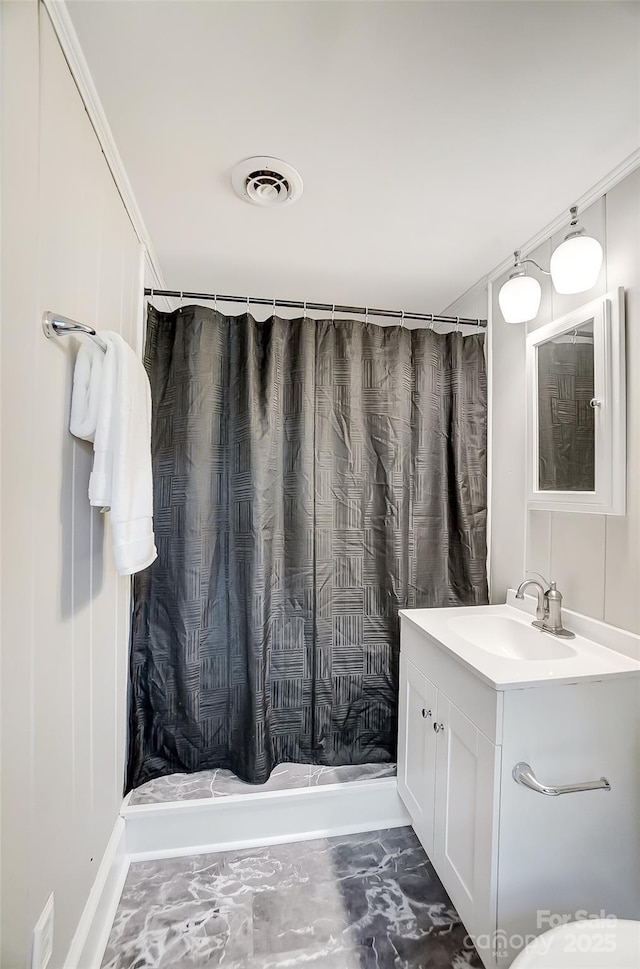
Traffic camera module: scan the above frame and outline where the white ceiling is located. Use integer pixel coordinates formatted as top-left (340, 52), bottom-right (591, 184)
top-left (66, 0), bottom-right (640, 313)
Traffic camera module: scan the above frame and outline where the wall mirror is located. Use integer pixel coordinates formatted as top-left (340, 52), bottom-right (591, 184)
top-left (526, 288), bottom-right (625, 515)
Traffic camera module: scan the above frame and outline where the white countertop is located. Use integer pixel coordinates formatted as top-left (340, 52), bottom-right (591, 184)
top-left (399, 591), bottom-right (640, 690)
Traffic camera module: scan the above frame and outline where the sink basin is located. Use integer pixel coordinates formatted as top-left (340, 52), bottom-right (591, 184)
top-left (448, 616), bottom-right (577, 661)
top-left (400, 593), bottom-right (640, 689)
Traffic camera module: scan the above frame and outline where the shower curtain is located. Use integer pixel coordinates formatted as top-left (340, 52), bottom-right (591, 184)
top-left (126, 306), bottom-right (488, 791)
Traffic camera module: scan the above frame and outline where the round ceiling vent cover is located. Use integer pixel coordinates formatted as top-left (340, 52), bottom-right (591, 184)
top-left (231, 156), bottom-right (303, 206)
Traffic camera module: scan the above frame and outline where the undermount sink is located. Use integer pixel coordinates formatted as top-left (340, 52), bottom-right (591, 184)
top-left (448, 615), bottom-right (577, 661)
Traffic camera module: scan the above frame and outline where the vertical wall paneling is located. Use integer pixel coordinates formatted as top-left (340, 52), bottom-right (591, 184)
top-left (1, 3), bottom-right (144, 965)
top-left (549, 513), bottom-right (607, 619)
top-left (602, 169), bottom-right (640, 632)
top-left (525, 511), bottom-right (551, 582)
top-left (488, 278), bottom-right (527, 600)
top-left (1, 1), bottom-right (41, 961)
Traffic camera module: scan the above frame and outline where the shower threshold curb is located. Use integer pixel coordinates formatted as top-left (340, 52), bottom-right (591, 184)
top-left (122, 776), bottom-right (410, 861)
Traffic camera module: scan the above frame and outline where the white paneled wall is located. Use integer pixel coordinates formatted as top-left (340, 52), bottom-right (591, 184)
top-left (1, 3), bottom-right (143, 966)
top-left (490, 171), bottom-right (640, 633)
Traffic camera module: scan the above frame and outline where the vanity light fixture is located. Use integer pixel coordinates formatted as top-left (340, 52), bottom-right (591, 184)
top-left (498, 250), bottom-right (543, 324)
top-left (499, 206), bottom-right (604, 323)
top-left (549, 206), bottom-right (603, 294)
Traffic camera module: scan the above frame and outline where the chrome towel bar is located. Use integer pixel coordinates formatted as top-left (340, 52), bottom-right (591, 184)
top-left (512, 762), bottom-right (611, 796)
top-left (42, 312), bottom-right (108, 353)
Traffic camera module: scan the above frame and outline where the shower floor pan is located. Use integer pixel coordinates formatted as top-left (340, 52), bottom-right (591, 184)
top-left (128, 762), bottom-right (397, 806)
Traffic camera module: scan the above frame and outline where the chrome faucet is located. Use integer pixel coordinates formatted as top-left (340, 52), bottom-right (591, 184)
top-left (515, 575), bottom-right (575, 639)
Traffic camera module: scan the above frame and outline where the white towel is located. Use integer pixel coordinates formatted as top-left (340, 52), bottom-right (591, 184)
top-left (88, 341), bottom-right (116, 508)
top-left (69, 342), bottom-right (103, 441)
top-left (70, 332), bottom-right (157, 576)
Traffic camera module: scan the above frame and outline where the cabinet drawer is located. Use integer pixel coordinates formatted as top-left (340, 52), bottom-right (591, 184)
top-left (401, 617), bottom-right (503, 744)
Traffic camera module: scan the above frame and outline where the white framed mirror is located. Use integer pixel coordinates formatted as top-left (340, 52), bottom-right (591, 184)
top-left (526, 288), bottom-right (625, 515)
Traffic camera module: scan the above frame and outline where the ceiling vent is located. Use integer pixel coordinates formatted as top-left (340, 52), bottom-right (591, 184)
top-left (231, 156), bottom-right (303, 207)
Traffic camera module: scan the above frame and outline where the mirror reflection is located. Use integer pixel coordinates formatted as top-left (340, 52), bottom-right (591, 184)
top-left (537, 319), bottom-right (595, 491)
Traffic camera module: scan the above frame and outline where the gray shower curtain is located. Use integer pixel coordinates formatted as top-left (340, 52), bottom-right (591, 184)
top-left (126, 305), bottom-right (487, 791)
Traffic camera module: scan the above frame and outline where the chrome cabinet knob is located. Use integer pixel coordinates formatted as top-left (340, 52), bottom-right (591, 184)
top-left (433, 722), bottom-right (444, 733)
top-left (421, 708), bottom-right (432, 719)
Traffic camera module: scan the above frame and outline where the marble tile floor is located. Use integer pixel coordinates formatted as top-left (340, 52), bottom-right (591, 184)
top-left (101, 826), bottom-right (481, 969)
top-left (129, 762), bottom-right (398, 806)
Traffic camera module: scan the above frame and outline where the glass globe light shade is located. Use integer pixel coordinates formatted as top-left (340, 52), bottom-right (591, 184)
top-left (550, 234), bottom-right (603, 295)
top-left (498, 273), bottom-right (542, 324)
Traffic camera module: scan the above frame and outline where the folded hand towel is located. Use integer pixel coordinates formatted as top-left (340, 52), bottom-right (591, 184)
top-left (70, 332), bottom-right (157, 576)
top-left (88, 342), bottom-right (116, 509)
top-left (69, 342), bottom-right (103, 442)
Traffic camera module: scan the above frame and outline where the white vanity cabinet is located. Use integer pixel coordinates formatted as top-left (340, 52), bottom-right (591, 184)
top-left (398, 608), bottom-right (640, 969)
top-left (398, 623), bottom-right (502, 965)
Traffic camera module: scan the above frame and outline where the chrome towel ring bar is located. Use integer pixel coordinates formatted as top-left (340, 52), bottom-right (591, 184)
top-left (42, 311), bottom-right (108, 353)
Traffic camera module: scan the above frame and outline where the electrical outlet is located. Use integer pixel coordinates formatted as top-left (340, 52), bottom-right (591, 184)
top-left (31, 893), bottom-right (54, 969)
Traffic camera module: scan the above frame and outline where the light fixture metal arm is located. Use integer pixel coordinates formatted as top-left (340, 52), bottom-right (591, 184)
top-left (513, 250), bottom-right (551, 276)
top-left (520, 257), bottom-right (551, 276)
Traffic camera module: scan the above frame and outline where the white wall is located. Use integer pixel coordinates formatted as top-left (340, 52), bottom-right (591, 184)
top-left (489, 170), bottom-right (640, 633)
top-left (1, 2), bottom-right (143, 966)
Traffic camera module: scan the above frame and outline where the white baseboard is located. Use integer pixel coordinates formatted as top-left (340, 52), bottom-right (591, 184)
top-left (123, 777), bottom-right (410, 860)
top-left (63, 817), bottom-right (129, 969)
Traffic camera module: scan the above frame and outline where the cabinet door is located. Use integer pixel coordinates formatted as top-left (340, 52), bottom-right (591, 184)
top-left (397, 655), bottom-right (438, 853)
top-left (433, 696), bottom-right (500, 949)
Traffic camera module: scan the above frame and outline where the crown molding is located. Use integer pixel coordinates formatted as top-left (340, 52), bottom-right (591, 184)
top-left (42, 0), bottom-right (167, 288)
top-left (484, 148), bottom-right (640, 288)
top-left (445, 146), bottom-right (640, 311)
top-left (488, 147), bottom-right (640, 283)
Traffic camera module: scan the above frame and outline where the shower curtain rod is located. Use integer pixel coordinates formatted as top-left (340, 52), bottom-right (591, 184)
top-left (144, 289), bottom-right (488, 328)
